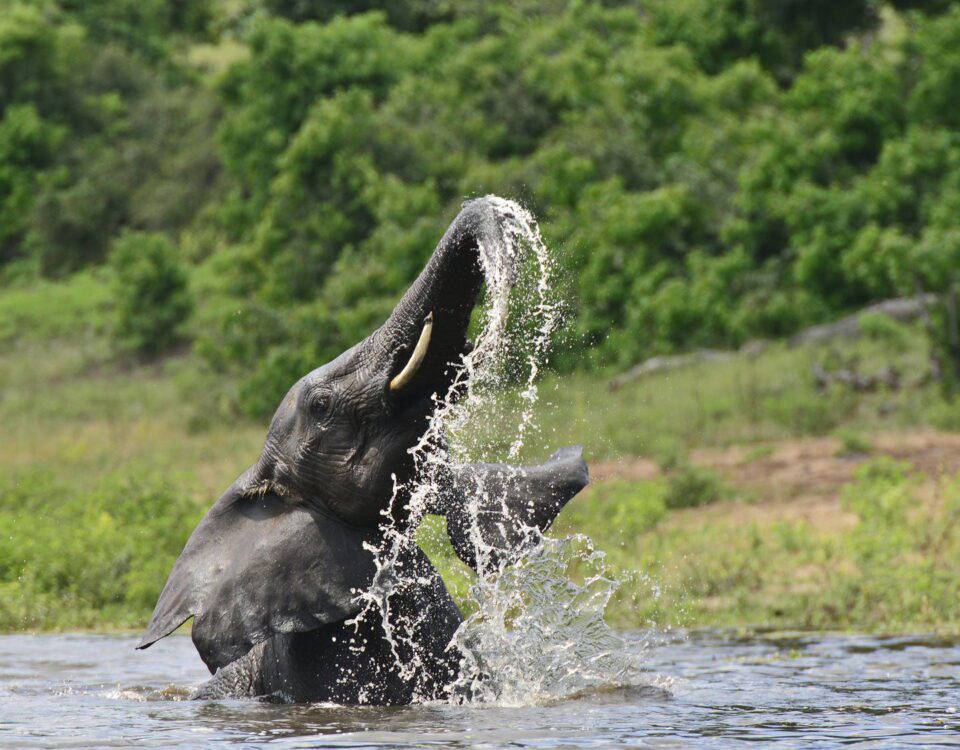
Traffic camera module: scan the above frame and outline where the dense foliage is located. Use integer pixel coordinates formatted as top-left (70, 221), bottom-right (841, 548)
top-left (3, 1), bottom-right (960, 414)
top-left (0, 0), bottom-right (220, 278)
top-left (109, 231), bottom-right (193, 356)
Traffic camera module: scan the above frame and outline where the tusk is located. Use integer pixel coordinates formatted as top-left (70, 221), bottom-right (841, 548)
top-left (390, 312), bottom-right (433, 392)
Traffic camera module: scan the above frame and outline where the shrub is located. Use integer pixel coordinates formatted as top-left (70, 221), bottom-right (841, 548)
top-left (829, 458), bottom-right (960, 628)
top-left (109, 231), bottom-right (193, 357)
top-left (927, 400), bottom-right (960, 432)
top-left (651, 437), bottom-right (687, 472)
top-left (664, 463), bottom-right (725, 509)
top-left (835, 428), bottom-right (874, 457)
top-left (0, 470), bottom-right (202, 630)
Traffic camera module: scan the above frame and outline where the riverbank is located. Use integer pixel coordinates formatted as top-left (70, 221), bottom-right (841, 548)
top-left (564, 432), bottom-right (960, 633)
top-left (2, 318), bottom-right (959, 633)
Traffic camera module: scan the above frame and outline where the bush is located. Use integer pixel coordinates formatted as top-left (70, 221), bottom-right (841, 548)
top-left (827, 458), bottom-right (960, 629)
top-left (109, 231), bottom-right (193, 357)
top-left (835, 428), bottom-right (874, 457)
top-left (651, 438), bottom-right (687, 472)
top-left (664, 463), bottom-right (725, 509)
top-left (926, 400), bottom-right (960, 432)
top-left (8, 0), bottom-right (960, 397)
top-left (858, 312), bottom-right (911, 348)
top-left (0, 470), bottom-right (202, 630)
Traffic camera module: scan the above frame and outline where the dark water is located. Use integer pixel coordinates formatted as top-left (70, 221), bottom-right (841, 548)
top-left (1, 631), bottom-right (958, 748)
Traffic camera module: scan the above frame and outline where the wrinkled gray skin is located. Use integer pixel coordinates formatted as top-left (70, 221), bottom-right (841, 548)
top-left (138, 198), bottom-right (589, 705)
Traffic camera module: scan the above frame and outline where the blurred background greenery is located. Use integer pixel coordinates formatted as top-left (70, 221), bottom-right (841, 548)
top-left (2, 0), bottom-right (960, 634)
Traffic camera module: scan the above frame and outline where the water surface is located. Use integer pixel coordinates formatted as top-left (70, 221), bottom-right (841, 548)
top-left (1, 631), bottom-right (957, 748)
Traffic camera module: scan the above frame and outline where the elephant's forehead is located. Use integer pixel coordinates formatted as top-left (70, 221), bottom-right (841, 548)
top-left (305, 341), bottom-right (368, 384)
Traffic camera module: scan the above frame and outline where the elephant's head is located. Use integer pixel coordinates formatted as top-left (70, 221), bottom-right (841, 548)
top-left (138, 197), bottom-right (588, 674)
top-left (247, 198), bottom-right (504, 527)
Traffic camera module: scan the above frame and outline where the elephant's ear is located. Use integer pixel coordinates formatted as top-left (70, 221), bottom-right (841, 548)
top-left (137, 481), bottom-right (377, 673)
top-left (439, 445), bottom-right (589, 576)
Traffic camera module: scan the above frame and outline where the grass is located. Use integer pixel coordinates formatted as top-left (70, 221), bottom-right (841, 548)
top-left (742, 443), bottom-right (775, 463)
top-left (464, 327), bottom-right (958, 465)
top-left (835, 428), bottom-right (875, 457)
top-left (0, 335), bottom-right (263, 495)
top-left (0, 271), bottom-right (110, 345)
top-left (547, 459), bottom-right (960, 633)
top-left (0, 470), bottom-right (203, 631)
top-left (2, 276), bottom-right (960, 633)
top-left (420, 453), bottom-right (960, 634)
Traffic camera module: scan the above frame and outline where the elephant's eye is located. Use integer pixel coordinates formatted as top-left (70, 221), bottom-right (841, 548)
top-left (311, 390), bottom-right (331, 415)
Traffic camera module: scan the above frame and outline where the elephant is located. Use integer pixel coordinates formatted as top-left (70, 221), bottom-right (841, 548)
top-left (137, 197), bottom-right (590, 705)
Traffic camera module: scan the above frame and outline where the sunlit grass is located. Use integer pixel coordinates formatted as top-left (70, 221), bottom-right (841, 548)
top-left (1, 335), bottom-right (263, 499)
top-left (487, 330), bottom-right (952, 464)
top-left (2, 285), bottom-right (960, 633)
top-left (0, 271), bottom-right (110, 345)
top-left (551, 461), bottom-right (960, 634)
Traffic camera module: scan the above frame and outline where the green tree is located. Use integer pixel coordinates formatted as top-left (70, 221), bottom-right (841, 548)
top-left (0, 105), bottom-right (65, 266)
top-left (644, 0), bottom-right (879, 80)
top-left (217, 12), bottom-right (409, 214)
top-left (109, 232), bottom-right (193, 357)
top-left (906, 6), bottom-right (960, 131)
top-left (28, 79), bottom-right (222, 275)
top-left (262, 0), bottom-right (454, 30)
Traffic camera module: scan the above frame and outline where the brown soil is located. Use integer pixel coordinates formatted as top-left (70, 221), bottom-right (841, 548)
top-left (589, 430), bottom-right (960, 529)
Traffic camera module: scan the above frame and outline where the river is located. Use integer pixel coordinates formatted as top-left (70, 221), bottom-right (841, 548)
top-left (1, 631), bottom-right (957, 748)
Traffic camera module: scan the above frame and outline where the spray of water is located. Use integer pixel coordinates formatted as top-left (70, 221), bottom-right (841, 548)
top-left (354, 196), bottom-right (649, 705)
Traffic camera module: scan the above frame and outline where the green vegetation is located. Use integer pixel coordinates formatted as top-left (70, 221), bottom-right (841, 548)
top-left (0, 471), bottom-right (202, 631)
top-left (835, 428), bottom-right (875, 456)
top-left (552, 458), bottom-right (960, 632)
top-left (663, 463), bottom-right (727, 509)
top-left (4, 1), bottom-right (960, 416)
top-left (0, 1), bottom-right (220, 279)
top-left (0, 271), bottom-right (109, 343)
top-left (4, 1), bottom-right (960, 635)
top-left (483, 327), bottom-right (950, 461)
top-left (3, 314), bottom-right (959, 632)
top-left (109, 232), bottom-right (193, 357)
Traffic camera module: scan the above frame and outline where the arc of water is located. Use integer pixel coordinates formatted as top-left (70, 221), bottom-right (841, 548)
top-left (353, 197), bottom-right (650, 705)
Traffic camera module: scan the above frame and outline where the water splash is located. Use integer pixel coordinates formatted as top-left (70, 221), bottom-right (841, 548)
top-left (100, 685), bottom-right (193, 702)
top-left (452, 536), bottom-right (650, 705)
top-left (355, 196), bottom-right (648, 704)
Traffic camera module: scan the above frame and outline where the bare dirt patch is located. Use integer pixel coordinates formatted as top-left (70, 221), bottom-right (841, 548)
top-left (588, 430), bottom-right (960, 530)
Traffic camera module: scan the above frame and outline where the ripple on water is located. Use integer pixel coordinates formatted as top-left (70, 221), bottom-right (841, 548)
top-left (1, 631), bottom-right (959, 748)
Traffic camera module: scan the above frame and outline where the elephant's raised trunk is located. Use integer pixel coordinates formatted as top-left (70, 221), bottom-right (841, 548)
top-left (372, 197), bottom-right (504, 399)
